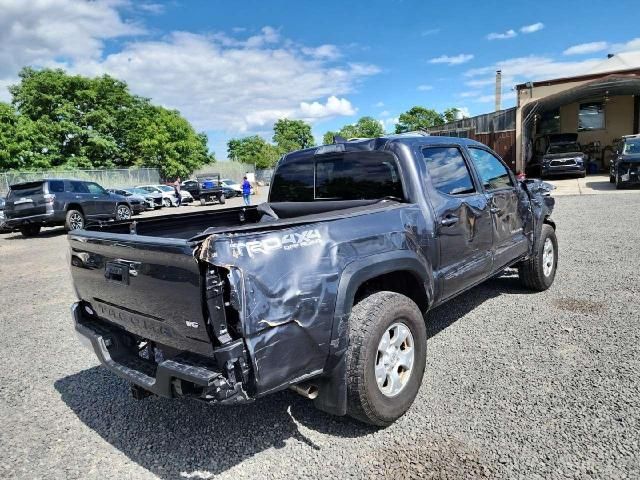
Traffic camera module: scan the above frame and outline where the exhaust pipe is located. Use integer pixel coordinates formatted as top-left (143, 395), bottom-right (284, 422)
top-left (290, 383), bottom-right (319, 399)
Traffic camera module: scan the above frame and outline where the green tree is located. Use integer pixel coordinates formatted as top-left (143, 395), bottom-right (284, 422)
top-left (352, 116), bottom-right (384, 137)
top-left (227, 135), bottom-right (280, 169)
top-left (2, 67), bottom-right (211, 177)
top-left (322, 116), bottom-right (385, 144)
top-left (395, 106), bottom-right (444, 133)
top-left (322, 131), bottom-right (338, 145)
top-left (443, 107), bottom-right (462, 123)
top-left (273, 118), bottom-right (314, 153)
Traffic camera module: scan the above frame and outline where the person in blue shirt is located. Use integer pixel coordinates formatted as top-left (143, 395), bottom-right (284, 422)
top-left (242, 176), bottom-right (251, 206)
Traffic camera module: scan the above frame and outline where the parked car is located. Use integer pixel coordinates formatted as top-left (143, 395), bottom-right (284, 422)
top-left (129, 187), bottom-right (163, 209)
top-left (182, 178), bottom-right (235, 201)
top-left (0, 196), bottom-right (11, 233)
top-left (136, 185), bottom-right (178, 207)
top-left (609, 134), bottom-right (640, 189)
top-left (219, 178), bottom-right (253, 195)
top-left (4, 179), bottom-right (132, 237)
top-left (530, 133), bottom-right (586, 178)
top-left (195, 174), bottom-right (227, 205)
top-left (68, 135), bottom-right (557, 426)
top-left (107, 188), bottom-right (148, 214)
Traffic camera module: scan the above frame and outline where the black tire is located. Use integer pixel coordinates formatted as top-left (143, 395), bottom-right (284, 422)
top-left (609, 174), bottom-right (615, 183)
top-left (518, 224), bottom-right (558, 291)
top-left (115, 204), bottom-right (131, 221)
top-left (20, 224), bottom-right (41, 237)
top-left (64, 209), bottom-right (85, 231)
top-left (346, 291), bottom-right (427, 427)
top-left (218, 193), bottom-right (226, 204)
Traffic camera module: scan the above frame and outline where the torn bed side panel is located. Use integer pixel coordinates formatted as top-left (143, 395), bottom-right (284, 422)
top-left (198, 205), bottom-right (432, 396)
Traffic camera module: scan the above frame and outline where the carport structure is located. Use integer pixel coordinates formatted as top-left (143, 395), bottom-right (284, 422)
top-left (517, 73), bottom-right (640, 173)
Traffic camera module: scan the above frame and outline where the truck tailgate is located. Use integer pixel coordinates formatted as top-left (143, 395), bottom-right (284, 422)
top-left (68, 231), bottom-right (213, 356)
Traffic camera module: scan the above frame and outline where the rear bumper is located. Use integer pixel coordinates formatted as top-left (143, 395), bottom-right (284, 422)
top-left (5, 211), bottom-right (63, 228)
top-left (72, 302), bottom-right (252, 403)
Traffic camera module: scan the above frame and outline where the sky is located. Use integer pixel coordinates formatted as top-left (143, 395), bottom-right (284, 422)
top-left (1, 0), bottom-right (639, 159)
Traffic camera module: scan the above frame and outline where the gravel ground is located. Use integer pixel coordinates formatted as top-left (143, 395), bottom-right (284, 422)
top-left (0, 193), bottom-right (639, 479)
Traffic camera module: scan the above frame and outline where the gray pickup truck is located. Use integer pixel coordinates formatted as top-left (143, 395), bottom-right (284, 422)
top-left (69, 135), bottom-right (556, 426)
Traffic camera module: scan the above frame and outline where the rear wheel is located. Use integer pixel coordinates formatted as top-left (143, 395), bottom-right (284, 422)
top-left (200, 198), bottom-right (207, 206)
top-left (65, 209), bottom-right (85, 231)
top-left (518, 224), bottom-right (557, 291)
top-left (116, 204), bottom-right (131, 221)
top-left (346, 291), bottom-right (427, 427)
top-left (218, 193), bottom-right (226, 204)
top-left (20, 224), bottom-right (41, 237)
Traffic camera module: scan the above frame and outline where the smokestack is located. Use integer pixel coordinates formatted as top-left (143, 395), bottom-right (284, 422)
top-left (495, 70), bottom-right (502, 111)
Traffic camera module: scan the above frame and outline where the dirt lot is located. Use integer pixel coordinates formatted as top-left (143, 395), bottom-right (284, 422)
top-left (1, 193), bottom-right (639, 479)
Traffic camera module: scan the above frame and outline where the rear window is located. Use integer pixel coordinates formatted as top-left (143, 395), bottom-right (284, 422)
top-left (47, 180), bottom-right (65, 193)
top-left (8, 182), bottom-right (44, 199)
top-left (270, 152), bottom-right (403, 202)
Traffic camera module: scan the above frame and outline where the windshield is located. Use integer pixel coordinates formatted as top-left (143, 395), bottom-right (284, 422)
top-left (548, 143), bottom-right (581, 154)
top-left (623, 140), bottom-right (640, 155)
top-left (220, 179), bottom-right (234, 185)
top-left (158, 185), bottom-right (174, 192)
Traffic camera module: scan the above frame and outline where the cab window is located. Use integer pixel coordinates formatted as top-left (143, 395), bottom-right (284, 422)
top-left (468, 148), bottom-right (513, 191)
top-left (422, 147), bottom-right (475, 195)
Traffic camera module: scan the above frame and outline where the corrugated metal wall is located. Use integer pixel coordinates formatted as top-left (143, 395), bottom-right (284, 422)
top-left (426, 107), bottom-right (518, 172)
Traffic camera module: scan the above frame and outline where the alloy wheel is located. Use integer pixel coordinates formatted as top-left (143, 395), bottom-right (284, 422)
top-left (375, 322), bottom-right (415, 397)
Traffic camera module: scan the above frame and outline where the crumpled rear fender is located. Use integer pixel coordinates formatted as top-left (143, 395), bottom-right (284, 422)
top-left (197, 204), bottom-right (433, 404)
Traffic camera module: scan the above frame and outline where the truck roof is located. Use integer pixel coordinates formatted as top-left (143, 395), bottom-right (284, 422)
top-left (280, 134), bottom-right (487, 166)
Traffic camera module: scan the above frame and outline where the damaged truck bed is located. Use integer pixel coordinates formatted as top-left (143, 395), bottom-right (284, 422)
top-left (69, 135), bottom-right (556, 426)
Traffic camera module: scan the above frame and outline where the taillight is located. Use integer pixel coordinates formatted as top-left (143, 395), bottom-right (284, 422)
top-left (44, 194), bottom-right (55, 204)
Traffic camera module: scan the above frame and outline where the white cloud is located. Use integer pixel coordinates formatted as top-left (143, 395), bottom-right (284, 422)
top-left (487, 29), bottom-right (517, 40)
top-left (563, 37), bottom-right (640, 56)
top-left (0, 1), bottom-right (379, 132)
top-left (612, 37), bottom-right (640, 52)
top-left (374, 101), bottom-right (385, 107)
top-left (421, 28), bottom-right (440, 36)
top-left (429, 54), bottom-right (474, 65)
top-left (456, 106), bottom-right (471, 118)
top-left (379, 110), bottom-right (390, 117)
top-left (417, 84), bottom-right (433, 91)
top-left (465, 55), bottom-right (603, 88)
top-left (301, 44), bottom-right (341, 60)
top-left (299, 96), bottom-right (356, 119)
top-left (520, 22), bottom-right (544, 34)
top-left (563, 41), bottom-right (608, 56)
top-left (0, 0), bottom-right (144, 95)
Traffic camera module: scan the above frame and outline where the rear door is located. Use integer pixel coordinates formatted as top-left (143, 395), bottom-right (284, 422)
top-left (67, 181), bottom-right (97, 217)
top-left (85, 182), bottom-right (114, 217)
top-left (421, 146), bottom-right (493, 300)
top-left (5, 181), bottom-right (46, 219)
top-left (467, 147), bottom-right (529, 269)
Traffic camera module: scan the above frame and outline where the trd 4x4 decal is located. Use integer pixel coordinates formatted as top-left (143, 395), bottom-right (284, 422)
top-left (231, 229), bottom-right (323, 257)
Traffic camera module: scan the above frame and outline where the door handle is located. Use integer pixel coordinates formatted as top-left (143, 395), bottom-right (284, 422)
top-left (490, 207), bottom-right (502, 214)
top-left (440, 215), bottom-right (459, 227)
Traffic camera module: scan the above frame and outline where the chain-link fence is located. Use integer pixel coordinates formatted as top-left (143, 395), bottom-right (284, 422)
top-left (0, 168), bottom-right (160, 195)
top-left (193, 162), bottom-right (255, 182)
